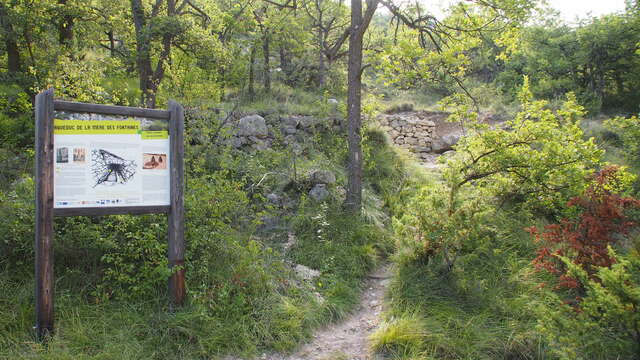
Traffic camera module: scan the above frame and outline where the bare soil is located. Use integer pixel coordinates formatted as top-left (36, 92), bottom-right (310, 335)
top-left (242, 265), bottom-right (392, 360)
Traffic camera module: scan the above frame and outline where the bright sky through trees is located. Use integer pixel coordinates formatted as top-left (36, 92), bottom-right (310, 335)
top-left (421, 0), bottom-right (626, 22)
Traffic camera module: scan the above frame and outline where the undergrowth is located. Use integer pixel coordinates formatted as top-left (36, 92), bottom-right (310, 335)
top-left (0, 89), bottom-right (399, 359)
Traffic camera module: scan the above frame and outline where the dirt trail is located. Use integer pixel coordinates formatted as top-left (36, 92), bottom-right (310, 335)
top-left (263, 265), bottom-right (392, 360)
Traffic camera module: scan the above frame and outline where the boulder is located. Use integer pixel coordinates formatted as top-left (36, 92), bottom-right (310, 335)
top-left (251, 139), bottom-right (270, 151)
top-left (237, 114), bottom-right (268, 137)
top-left (231, 136), bottom-right (247, 148)
top-left (282, 126), bottom-right (297, 135)
top-left (298, 116), bottom-right (318, 129)
top-left (432, 134), bottom-right (461, 153)
top-left (282, 116), bottom-right (299, 128)
top-left (266, 193), bottom-right (281, 205)
top-left (294, 264), bottom-right (320, 280)
top-left (309, 184), bottom-right (330, 201)
top-left (310, 169), bottom-right (336, 185)
top-left (259, 215), bottom-right (281, 232)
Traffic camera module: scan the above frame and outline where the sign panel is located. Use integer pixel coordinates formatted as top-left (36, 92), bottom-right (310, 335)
top-left (53, 112), bottom-right (170, 208)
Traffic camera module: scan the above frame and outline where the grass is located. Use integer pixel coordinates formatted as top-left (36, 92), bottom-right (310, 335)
top-left (0, 86), bottom-right (405, 359)
top-left (376, 167), bottom-right (551, 359)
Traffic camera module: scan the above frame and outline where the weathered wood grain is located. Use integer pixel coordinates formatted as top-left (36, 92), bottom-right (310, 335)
top-left (54, 101), bottom-right (170, 119)
top-left (167, 100), bottom-right (186, 306)
top-left (35, 88), bottom-right (55, 339)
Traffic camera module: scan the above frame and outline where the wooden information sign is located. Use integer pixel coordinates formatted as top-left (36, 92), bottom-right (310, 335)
top-left (34, 88), bottom-right (185, 338)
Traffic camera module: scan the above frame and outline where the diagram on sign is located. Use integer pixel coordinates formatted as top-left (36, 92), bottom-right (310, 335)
top-left (91, 149), bottom-right (136, 187)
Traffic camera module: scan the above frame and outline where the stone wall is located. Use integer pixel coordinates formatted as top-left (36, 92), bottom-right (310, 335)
top-left (378, 112), bottom-right (444, 161)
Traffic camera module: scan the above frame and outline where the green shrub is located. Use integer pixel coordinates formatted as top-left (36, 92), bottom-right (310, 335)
top-left (536, 249), bottom-right (640, 359)
top-left (443, 77), bottom-right (602, 214)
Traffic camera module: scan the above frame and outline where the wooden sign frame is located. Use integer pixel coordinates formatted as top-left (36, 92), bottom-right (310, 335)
top-left (34, 88), bottom-right (185, 338)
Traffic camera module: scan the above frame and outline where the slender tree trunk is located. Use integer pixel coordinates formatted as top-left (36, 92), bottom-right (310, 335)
top-left (279, 43), bottom-right (290, 85)
top-left (131, 0), bottom-right (153, 107)
top-left (106, 30), bottom-right (116, 56)
top-left (249, 45), bottom-right (256, 99)
top-left (262, 31), bottom-right (271, 91)
top-left (0, 2), bottom-right (21, 73)
top-left (57, 0), bottom-right (74, 46)
top-left (318, 27), bottom-right (327, 87)
top-left (345, 0), bottom-right (364, 212)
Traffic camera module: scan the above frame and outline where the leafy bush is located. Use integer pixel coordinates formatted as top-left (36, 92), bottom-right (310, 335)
top-left (394, 184), bottom-right (494, 270)
top-left (606, 115), bottom-right (640, 164)
top-left (443, 77), bottom-right (602, 213)
top-left (0, 83), bottom-right (34, 148)
top-left (536, 249), bottom-right (640, 359)
top-left (0, 170), bottom-right (253, 301)
top-left (528, 166), bottom-right (639, 296)
top-left (529, 166), bottom-right (640, 359)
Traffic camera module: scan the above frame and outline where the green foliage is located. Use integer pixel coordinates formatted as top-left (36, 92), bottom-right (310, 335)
top-left (290, 199), bottom-right (387, 318)
top-left (385, 208), bottom-right (548, 359)
top-left (497, 12), bottom-right (640, 113)
top-left (370, 313), bottom-right (425, 357)
top-left (0, 83), bottom-right (33, 148)
top-left (443, 78), bottom-right (602, 212)
top-left (536, 249), bottom-right (640, 359)
top-left (394, 184), bottom-right (494, 270)
top-left (606, 115), bottom-right (640, 164)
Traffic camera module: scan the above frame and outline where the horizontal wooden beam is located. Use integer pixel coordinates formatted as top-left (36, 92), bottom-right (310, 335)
top-left (54, 206), bottom-right (170, 217)
top-left (54, 101), bottom-right (171, 120)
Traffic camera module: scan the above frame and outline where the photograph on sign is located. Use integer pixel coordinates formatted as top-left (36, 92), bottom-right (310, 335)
top-left (53, 112), bottom-right (170, 208)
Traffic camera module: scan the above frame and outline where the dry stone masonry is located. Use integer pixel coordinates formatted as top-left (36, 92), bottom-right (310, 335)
top-left (378, 111), bottom-right (447, 161)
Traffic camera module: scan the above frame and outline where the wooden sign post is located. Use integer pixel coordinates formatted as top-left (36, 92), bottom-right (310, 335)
top-left (34, 89), bottom-right (185, 339)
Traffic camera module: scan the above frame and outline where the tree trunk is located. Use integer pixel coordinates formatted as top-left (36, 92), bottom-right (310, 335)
top-left (279, 43), bottom-right (290, 85)
top-left (345, 0), bottom-right (364, 212)
top-left (130, 0), bottom-right (174, 108)
top-left (318, 27), bottom-right (327, 87)
top-left (106, 30), bottom-right (116, 56)
top-left (262, 31), bottom-right (271, 91)
top-left (0, 2), bottom-right (21, 73)
top-left (249, 45), bottom-right (256, 99)
top-left (57, 0), bottom-right (74, 46)
top-left (131, 0), bottom-right (154, 107)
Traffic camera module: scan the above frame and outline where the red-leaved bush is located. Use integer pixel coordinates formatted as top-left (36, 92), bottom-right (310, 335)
top-left (527, 166), bottom-right (640, 294)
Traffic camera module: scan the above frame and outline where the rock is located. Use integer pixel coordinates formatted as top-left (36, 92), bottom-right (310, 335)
top-left (432, 134), bottom-right (461, 153)
top-left (260, 215), bottom-right (281, 232)
top-left (266, 193), bottom-right (281, 205)
top-left (405, 137), bottom-right (418, 145)
top-left (283, 232), bottom-right (297, 251)
top-left (282, 126), bottom-right (297, 135)
top-left (283, 134), bottom-right (297, 145)
top-left (282, 116), bottom-right (299, 127)
top-left (295, 264), bottom-right (321, 280)
top-left (327, 98), bottom-right (339, 105)
top-left (251, 139), bottom-right (269, 151)
top-left (298, 116), bottom-right (318, 129)
top-left (310, 169), bottom-right (336, 185)
top-left (237, 114), bottom-right (268, 137)
top-left (309, 184), bottom-right (330, 201)
top-left (230, 136), bottom-right (247, 148)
